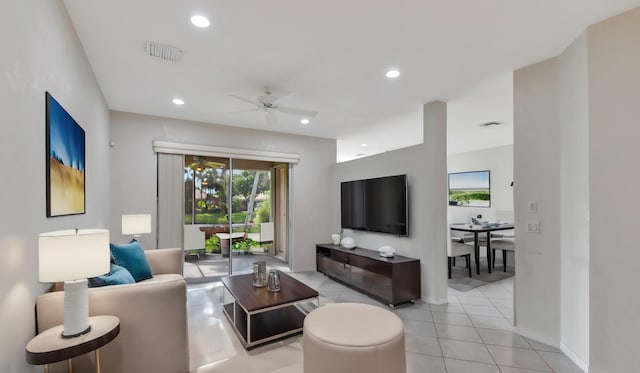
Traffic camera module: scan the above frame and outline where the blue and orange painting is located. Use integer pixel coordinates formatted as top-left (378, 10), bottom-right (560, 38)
top-left (46, 92), bottom-right (85, 216)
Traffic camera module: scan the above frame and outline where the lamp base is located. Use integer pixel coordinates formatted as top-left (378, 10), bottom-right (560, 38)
top-left (62, 279), bottom-right (91, 338)
top-left (61, 325), bottom-right (92, 339)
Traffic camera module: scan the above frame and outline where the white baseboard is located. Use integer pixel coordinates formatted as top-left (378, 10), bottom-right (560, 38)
top-left (513, 326), bottom-right (559, 349)
top-left (294, 266), bottom-right (317, 273)
top-left (425, 296), bottom-right (448, 305)
top-left (514, 328), bottom-right (588, 373)
top-left (560, 342), bottom-right (589, 372)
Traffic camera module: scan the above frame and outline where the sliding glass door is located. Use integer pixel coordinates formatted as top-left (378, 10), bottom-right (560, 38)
top-left (180, 155), bottom-right (289, 282)
top-left (182, 155), bottom-right (232, 280)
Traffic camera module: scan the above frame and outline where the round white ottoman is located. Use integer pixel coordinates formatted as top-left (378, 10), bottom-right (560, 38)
top-left (303, 303), bottom-right (406, 373)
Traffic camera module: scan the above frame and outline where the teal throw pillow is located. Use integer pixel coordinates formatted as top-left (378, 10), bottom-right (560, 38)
top-left (110, 240), bottom-right (153, 282)
top-left (88, 264), bottom-right (135, 287)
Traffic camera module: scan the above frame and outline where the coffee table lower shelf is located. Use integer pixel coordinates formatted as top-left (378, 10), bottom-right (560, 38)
top-left (222, 301), bottom-right (316, 349)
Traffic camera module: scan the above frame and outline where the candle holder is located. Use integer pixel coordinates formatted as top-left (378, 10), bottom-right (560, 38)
top-left (252, 261), bottom-right (266, 287)
top-left (267, 270), bottom-right (281, 292)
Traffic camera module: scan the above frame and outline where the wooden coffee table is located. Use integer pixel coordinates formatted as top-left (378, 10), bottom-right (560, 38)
top-left (221, 272), bottom-right (319, 349)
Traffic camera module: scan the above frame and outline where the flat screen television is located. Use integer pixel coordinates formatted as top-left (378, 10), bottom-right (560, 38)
top-left (340, 174), bottom-right (408, 236)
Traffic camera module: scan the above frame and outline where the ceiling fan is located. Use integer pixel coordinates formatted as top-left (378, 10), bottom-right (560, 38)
top-left (227, 91), bottom-right (318, 125)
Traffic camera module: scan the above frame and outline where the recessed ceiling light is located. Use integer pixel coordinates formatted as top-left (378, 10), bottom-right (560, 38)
top-left (361, 143), bottom-right (368, 147)
top-left (385, 70), bottom-right (400, 78)
top-left (190, 15), bottom-right (210, 28)
top-left (172, 98), bottom-right (185, 105)
top-left (300, 119), bottom-right (310, 124)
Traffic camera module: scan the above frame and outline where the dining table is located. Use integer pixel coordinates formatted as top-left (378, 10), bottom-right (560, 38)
top-left (449, 223), bottom-right (515, 275)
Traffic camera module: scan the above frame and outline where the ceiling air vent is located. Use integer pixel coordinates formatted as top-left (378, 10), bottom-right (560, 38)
top-left (144, 41), bottom-right (183, 62)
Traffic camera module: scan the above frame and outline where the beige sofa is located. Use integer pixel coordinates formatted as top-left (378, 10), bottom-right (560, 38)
top-left (35, 248), bottom-right (189, 373)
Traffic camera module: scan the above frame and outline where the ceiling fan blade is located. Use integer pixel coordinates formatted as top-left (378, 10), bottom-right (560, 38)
top-left (224, 108), bottom-right (262, 115)
top-left (227, 94), bottom-right (261, 107)
top-left (277, 106), bottom-right (318, 118)
top-left (265, 110), bottom-right (278, 126)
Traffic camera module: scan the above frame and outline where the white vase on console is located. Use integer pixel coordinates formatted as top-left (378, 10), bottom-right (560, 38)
top-left (331, 234), bottom-right (341, 245)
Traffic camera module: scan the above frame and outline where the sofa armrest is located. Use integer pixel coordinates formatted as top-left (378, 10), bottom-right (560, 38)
top-left (144, 248), bottom-right (183, 276)
top-left (36, 277), bottom-right (188, 373)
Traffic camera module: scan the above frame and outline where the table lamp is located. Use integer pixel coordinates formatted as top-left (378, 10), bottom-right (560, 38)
top-left (38, 229), bottom-right (110, 338)
top-left (121, 214), bottom-right (151, 238)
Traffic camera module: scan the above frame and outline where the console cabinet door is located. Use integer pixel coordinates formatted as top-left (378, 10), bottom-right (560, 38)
top-left (349, 255), bottom-right (393, 302)
top-left (331, 250), bottom-right (350, 264)
top-left (317, 254), bottom-right (350, 283)
top-left (349, 255), bottom-right (392, 277)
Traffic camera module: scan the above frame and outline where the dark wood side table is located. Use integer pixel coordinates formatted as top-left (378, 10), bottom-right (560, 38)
top-left (26, 315), bottom-right (120, 373)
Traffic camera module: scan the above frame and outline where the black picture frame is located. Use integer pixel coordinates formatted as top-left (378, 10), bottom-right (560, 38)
top-left (46, 92), bottom-right (86, 217)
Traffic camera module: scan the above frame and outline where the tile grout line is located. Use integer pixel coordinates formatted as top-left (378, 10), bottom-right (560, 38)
top-left (429, 303), bottom-right (451, 373)
top-left (532, 348), bottom-right (557, 373)
top-left (466, 303), bottom-right (500, 368)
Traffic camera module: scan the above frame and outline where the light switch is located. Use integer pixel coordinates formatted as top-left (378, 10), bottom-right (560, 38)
top-left (527, 221), bottom-right (540, 233)
top-left (528, 201), bottom-right (537, 213)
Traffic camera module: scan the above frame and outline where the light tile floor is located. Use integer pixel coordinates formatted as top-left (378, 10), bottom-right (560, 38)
top-left (187, 271), bottom-right (582, 373)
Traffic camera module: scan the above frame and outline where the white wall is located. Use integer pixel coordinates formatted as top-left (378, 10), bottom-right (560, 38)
top-left (513, 58), bottom-right (562, 346)
top-left (332, 102), bottom-right (448, 303)
top-left (109, 111), bottom-right (335, 271)
top-left (448, 144), bottom-right (514, 224)
top-left (558, 33), bottom-right (590, 370)
top-left (588, 7), bottom-right (640, 372)
top-left (0, 1), bottom-right (111, 372)
top-left (513, 8), bottom-right (640, 371)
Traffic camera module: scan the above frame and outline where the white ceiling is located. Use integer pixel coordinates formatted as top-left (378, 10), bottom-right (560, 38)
top-left (62, 0), bottom-right (640, 161)
top-left (447, 72), bottom-right (514, 155)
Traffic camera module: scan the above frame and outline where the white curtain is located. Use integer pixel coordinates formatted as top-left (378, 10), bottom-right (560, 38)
top-left (157, 153), bottom-right (184, 249)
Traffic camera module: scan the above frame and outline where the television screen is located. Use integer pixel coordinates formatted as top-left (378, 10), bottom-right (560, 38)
top-left (448, 170), bottom-right (490, 207)
top-left (341, 174), bottom-right (408, 236)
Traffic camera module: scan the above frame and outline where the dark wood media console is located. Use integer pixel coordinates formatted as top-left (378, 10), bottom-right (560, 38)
top-left (316, 244), bottom-right (420, 307)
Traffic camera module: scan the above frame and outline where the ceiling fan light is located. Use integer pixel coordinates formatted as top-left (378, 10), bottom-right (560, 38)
top-left (190, 15), bottom-right (210, 28)
top-left (386, 70), bottom-right (400, 78)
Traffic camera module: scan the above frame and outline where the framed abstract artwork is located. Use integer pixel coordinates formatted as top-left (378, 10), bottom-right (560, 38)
top-left (46, 92), bottom-right (86, 217)
top-left (448, 170), bottom-right (490, 207)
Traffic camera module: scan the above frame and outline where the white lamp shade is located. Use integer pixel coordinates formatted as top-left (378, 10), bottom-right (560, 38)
top-left (122, 214), bottom-right (151, 235)
top-left (39, 229), bottom-right (110, 283)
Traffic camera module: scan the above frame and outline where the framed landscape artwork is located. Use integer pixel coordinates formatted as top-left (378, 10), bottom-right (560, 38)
top-left (448, 170), bottom-right (490, 207)
top-left (46, 92), bottom-right (86, 217)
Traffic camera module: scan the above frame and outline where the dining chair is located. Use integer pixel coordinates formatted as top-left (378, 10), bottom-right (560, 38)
top-left (491, 210), bottom-right (514, 238)
top-left (447, 229), bottom-right (473, 279)
top-left (462, 232), bottom-right (492, 272)
top-left (491, 237), bottom-right (515, 272)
